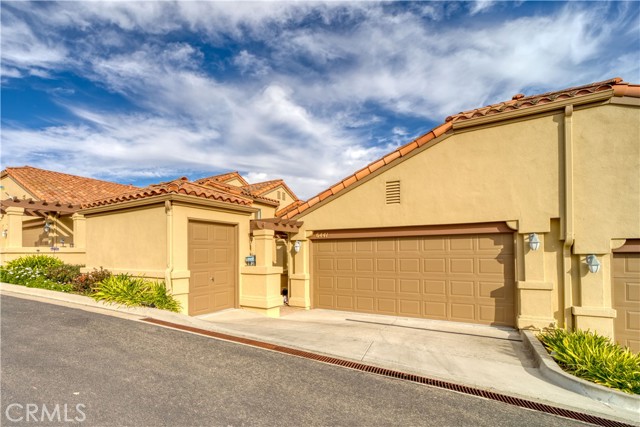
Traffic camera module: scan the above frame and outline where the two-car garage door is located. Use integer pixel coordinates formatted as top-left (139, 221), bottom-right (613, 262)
top-left (613, 249), bottom-right (640, 352)
top-left (313, 232), bottom-right (515, 326)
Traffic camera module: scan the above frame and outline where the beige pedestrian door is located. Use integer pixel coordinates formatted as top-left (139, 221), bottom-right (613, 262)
top-left (188, 221), bottom-right (236, 316)
top-left (312, 233), bottom-right (515, 326)
top-left (612, 252), bottom-right (640, 352)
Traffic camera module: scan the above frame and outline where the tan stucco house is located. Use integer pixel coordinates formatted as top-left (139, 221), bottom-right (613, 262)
top-left (0, 166), bottom-right (137, 264)
top-left (0, 167), bottom-right (300, 317)
top-left (1, 77), bottom-right (638, 351)
top-left (277, 77), bottom-right (639, 351)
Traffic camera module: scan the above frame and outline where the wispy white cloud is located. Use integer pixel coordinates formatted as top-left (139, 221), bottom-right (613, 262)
top-left (1, 1), bottom-right (638, 199)
top-left (469, 1), bottom-right (497, 15)
top-left (233, 50), bottom-right (271, 76)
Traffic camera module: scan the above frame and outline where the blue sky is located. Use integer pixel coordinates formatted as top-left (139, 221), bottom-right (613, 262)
top-left (2, 1), bottom-right (639, 199)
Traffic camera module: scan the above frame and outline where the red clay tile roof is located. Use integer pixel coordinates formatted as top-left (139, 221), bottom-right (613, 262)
top-left (446, 77), bottom-right (637, 123)
top-left (242, 179), bottom-right (299, 201)
top-left (83, 177), bottom-right (253, 208)
top-left (197, 178), bottom-right (279, 206)
top-left (276, 199), bottom-right (304, 217)
top-left (1, 166), bottom-right (137, 205)
top-left (196, 171), bottom-right (249, 186)
top-left (279, 77), bottom-right (638, 219)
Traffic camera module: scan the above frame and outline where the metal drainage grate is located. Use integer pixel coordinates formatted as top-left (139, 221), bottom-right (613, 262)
top-left (141, 317), bottom-right (633, 427)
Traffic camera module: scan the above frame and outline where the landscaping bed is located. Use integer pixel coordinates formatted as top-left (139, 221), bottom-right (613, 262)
top-left (0, 255), bottom-right (181, 312)
top-left (538, 328), bottom-right (640, 395)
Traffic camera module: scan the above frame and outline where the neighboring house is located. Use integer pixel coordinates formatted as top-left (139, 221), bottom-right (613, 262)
top-left (278, 77), bottom-right (640, 351)
top-left (78, 173), bottom-right (301, 316)
top-left (0, 167), bottom-right (301, 318)
top-left (195, 172), bottom-right (300, 215)
top-left (0, 166), bottom-right (135, 256)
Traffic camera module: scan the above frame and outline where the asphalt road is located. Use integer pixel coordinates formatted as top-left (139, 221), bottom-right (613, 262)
top-left (1, 295), bottom-right (591, 427)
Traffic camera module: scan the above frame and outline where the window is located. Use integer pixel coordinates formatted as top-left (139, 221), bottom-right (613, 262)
top-left (385, 180), bottom-right (400, 204)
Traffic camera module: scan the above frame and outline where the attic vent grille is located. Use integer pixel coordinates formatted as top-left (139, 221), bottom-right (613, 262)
top-left (386, 180), bottom-right (401, 204)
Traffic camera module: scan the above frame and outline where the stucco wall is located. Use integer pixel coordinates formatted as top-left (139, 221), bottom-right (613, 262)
top-left (0, 176), bottom-right (35, 200)
top-left (572, 104), bottom-right (640, 253)
top-left (253, 201), bottom-right (276, 219)
top-left (84, 204), bottom-right (167, 276)
top-left (262, 186), bottom-right (297, 212)
top-left (299, 112), bottom-right (562, 232)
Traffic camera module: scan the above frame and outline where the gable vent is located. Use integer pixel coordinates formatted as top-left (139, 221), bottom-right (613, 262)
top-left (385, 180), bottom-right (401, 204)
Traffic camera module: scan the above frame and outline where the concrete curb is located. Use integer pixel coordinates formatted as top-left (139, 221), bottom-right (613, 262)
top-left (521, 329), bottom-right (640, 413)
top-left (0, 282), bottom-right (190, 323)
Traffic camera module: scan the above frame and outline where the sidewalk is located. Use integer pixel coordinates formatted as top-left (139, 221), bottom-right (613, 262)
top-left (1, 283), bottom-right (638, 425)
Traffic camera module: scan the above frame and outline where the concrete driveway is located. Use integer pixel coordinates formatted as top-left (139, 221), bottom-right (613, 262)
top-left (196, 307), bottom-right (638, 423)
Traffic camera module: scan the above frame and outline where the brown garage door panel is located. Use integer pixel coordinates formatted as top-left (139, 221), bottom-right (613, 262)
top-left (613, 253), bottom-right (640, 352)
top-left (313, 233), bottom-right (515, 326)
top-left (188, 221), bottom-right (237, 316)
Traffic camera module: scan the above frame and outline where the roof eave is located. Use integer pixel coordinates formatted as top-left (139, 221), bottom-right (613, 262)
top-left (451, 89), bottom-right (615, 130)
top-left (80, 193), bottom-right (257, 215)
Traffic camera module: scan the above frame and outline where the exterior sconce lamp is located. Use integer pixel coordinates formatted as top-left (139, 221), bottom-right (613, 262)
top-left (245, 255), bottom-right (256, 267)
top-left (1, 228), bottom-right (7, 238)
top-left (528, 233), bottom-right (541, 251)
top-left (43, 221), bottom-right (51, 234)
top-left (586, 255), bottom-right (601, 274)
top-left (293, 240), bottom-right (302, 253)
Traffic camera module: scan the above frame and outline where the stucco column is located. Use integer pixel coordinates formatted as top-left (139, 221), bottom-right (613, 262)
top-left (240, 229), bottom-right (283, 317)
top-left (254, 229), bottom-right (275, 267)
top-left (288, 231), bottom-right (311, 309)
top-left (71, 213), bottom-right (86, 248)
top-left (5, 207), bottom-right (24, 248)
top-left (572, 252), bottom-right (616, 338)
top-left (516, 232), bottom-right (556, 329)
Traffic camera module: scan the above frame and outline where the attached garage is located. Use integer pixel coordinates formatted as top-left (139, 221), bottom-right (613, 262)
top-left (312, 227), bottom-right (515, 326)
top-left (280, 78), bottom-right (639, 336)
top-left (188, 221), bottom-right (237, 316)
top-left (612, 241), bottom-right (640, 352)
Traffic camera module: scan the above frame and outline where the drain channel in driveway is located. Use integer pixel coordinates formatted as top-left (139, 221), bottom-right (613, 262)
top-left (141, 317), bottom-right (632, 427)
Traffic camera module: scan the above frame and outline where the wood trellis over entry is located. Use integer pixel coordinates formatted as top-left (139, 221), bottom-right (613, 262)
top-left (250, 218), bottom-right (303, 234)
top-left (0, 198), bottom-right (80, 217)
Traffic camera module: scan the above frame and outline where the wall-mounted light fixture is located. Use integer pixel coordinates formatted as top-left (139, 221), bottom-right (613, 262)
top-left (586, 254), bottom-right (601, 274)
top-left (1, 228), bottom-right (7, 238)
top-left (528, 233), bottom-right (541, 251)
top-left (293, 240), bottom-right (302, 253)
top-left (43, 221), bottom-right (51, 234)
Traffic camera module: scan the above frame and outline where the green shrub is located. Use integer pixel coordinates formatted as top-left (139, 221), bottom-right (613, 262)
top-left (144, 281), bottom-right (182, 312)
top-left (0, 255), bottom-right (79, 294)
top-left (5, 255), bottom-right (64, 270)
top-left (0, 265), bottom-right (47, 285)
top-left (0, 264), bottom-right (73, 292)
top-left (538, 328), bottom-right (640, 394)
top-left (92, 274), bottom-right (181, 312)
top-left (44, 264), bottom-right (83, 284)
top-left (72, 267), bottom-right (112, 294)
top-left (24, 277), bottom-right (74, 293)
